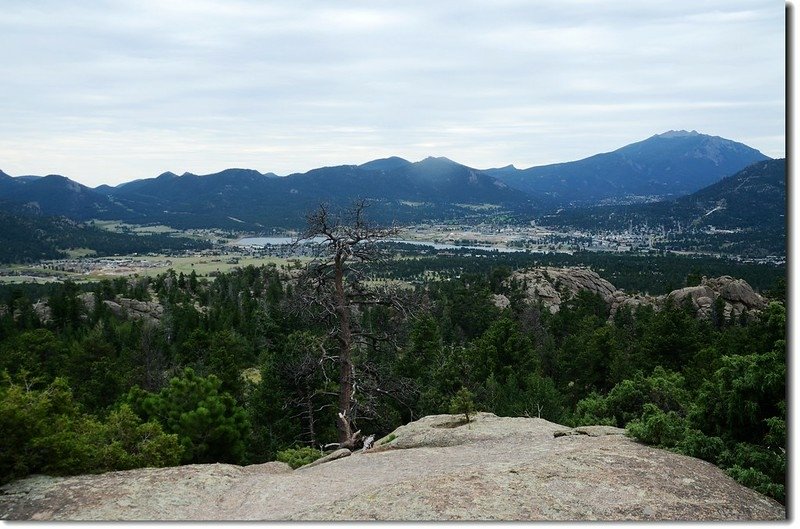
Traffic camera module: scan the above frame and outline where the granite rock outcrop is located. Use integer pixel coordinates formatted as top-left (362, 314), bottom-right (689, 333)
top-left (506, 267), bottom-right (766, 320)
top-left (0, 413), bottom-right (784, 521)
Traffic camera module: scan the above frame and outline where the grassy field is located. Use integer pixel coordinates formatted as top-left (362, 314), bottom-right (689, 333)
top-left (89, 220), bottom-right (179, 234)
top-left (0, 254), bottom-right (311, 284)
top-left (63, 248), bottom-right (98, 258)
top-left (88, 220), bottom-right (236, 242)
top-left (91, 255), bottom-right (310, 278)
top-left (0, 274), bottom-right (65, 284)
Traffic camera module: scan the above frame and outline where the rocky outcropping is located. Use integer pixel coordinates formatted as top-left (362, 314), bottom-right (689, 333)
top-left (508, 267), bottom-right (767, 320)
top-left (102, 298), bottom-right (164, 323)
top-left (17, 294), bottom-right (165, 325)
top-left (490, 293), bottom-right (511, 310)
top-left (510, 267), bottom-right (617, 314)
top-left (0, 413), bottom-right (784, 521)
top-left (31, 301), bottom-right (52, 324)
top-left (297, 449), bottom-right (351, 470)
top-left (646, 275), bottom-right (765, 320)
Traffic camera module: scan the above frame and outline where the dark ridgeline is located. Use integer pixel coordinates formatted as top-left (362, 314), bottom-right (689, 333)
top-left (483, 130), bottom-right (770, 204)
top-left (545, 158), bottom-right (786, 257)
top-left (0, 131), bottom-right (772, 229)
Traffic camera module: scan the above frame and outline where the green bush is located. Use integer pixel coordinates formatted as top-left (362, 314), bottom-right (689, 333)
top-left (572, 367), bottom-right (688, 428)
top-left (626, 404), bottom-right (687, 448)
top-left (720, 442), bottom-right (786, 488)
top-left (0, 377), bottom-right (181, 484)
top-left (276, 446), bottom-right (323, 469)
top-left (570, 392), bottom-right (615, 427)
top-left (726, 466), bottom-right (785, 504)
top-left (98, 405), bottom-right (182, 470)
top-left (675, 429), bottom-right (726, 464)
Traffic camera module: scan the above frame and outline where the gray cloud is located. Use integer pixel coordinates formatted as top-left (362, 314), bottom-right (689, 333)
top-left (0, 0), bottom-right (784, 186)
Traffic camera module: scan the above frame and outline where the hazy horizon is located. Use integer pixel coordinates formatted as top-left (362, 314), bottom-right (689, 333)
top-left (0, 1), bottom-right (785, 187)
top-left (0, 128), bottom-right (779, 188)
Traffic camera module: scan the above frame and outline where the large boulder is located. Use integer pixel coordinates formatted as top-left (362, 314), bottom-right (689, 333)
top-left (102, 297), bottom-right (164, 323)
top-left (665, 276), bottom-right (766, 320)
top-left (490, 293), bottom-right (511, 310)
top-left (31, 301), bottom-right (52, 324)
top-left (667, 285), bottom-right (717, 318)
top-left (509, 267), bottom-right (617, 313)
top-left (702, 275), bottom-right (766, 320)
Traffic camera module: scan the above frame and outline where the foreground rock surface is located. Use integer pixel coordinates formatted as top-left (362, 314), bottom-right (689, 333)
top-left (0, 413), bottom-right (784, 521)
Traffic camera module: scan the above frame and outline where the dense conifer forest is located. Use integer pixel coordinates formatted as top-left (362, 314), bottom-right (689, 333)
top-left (0, 254), bottom-right (786, 503)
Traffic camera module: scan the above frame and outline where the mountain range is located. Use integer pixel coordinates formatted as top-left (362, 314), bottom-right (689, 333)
top-left (96, 156), bottom-right (527, 228)
top-left (546, 158), bottom-right (785, 230)
top-left (484, 130), bottom-right (769, 205)
top-left (545, 158), bottom-right (786, 257)
top-left (0, 131), bottom-right (773, 230)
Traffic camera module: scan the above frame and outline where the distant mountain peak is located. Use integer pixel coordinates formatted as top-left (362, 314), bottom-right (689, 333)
top-left (416, 156), bottom-right (462, 168)
top-left (367, 156), bottom-right (408, 164)
top-left (655, 130), bottom-right (701, 138)
top-left (41, 174), bottom-right (69, 181)
top-left (485, 131), bottom-right (769, 206)
top-left (358, 156), bottom-right (411, 172)
top-left (213, 168), bottom-right (264, 178)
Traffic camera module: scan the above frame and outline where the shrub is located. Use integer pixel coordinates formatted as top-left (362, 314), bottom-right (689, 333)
top-left (572, 367), bottom-right (688, 428)
top-left (571, 392), bottom-right (614, 427)
top-left (98, 405), bottom-right (182, 470)
top-left (726, 466), bottom-right (785, 504)
top-left (276, 446), bottom-right (323, 469)
top-left (626, 404), bottom-right (687, 448)
top-left (0, 377), bottom-right (181, 484)
top-left (675, 429), bottom-right (726, 464)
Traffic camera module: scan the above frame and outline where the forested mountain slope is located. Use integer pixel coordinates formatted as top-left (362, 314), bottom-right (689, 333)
top-left (0, 208), bottom-right (210, 263)
top-left (542, 159), bottom-right (786, 257)
top-left (485, 130), bottom-right (769, 205)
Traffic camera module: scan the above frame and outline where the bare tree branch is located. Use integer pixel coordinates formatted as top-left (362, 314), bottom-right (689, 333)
top-left (289, 200), bottom-right (409, 449)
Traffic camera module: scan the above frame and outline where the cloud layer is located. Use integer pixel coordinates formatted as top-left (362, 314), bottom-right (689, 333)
top-left (0, 0), bottom-right (785, 186)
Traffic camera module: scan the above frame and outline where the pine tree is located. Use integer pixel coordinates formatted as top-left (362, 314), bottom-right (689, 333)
top-left (449, 387), bottom-right (475, 424)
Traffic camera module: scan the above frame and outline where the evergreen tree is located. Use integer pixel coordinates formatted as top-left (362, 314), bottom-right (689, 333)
top-left (127, 368), bottom-right (250, 464)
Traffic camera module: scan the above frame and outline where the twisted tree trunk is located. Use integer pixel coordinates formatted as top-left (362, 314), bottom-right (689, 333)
top-left (333, 252), bottom-right (357, 446)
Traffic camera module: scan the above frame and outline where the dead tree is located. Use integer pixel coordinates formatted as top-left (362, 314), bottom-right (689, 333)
top-left (293, 200), bottom-right (409, 449)
top-left (276, 332), bottom-right (334, 448)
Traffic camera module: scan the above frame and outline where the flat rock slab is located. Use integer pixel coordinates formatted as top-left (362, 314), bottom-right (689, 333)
top-left (0, 413), bottom-right (784, 521)
top-left (297, 448), bottom-right (351, 470)
top-left (554, 425), bottom-right (627, 437)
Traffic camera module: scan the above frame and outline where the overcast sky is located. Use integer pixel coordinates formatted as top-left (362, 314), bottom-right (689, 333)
top-left (0, 0), bottom-right (785, 187)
